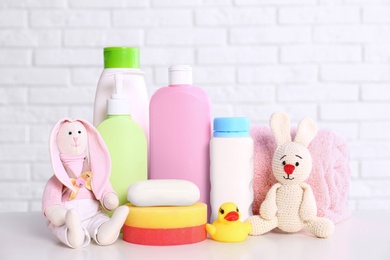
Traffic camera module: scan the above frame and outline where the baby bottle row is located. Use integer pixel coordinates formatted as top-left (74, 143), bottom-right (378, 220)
top-left (92, 46), bottom-right (254, 223)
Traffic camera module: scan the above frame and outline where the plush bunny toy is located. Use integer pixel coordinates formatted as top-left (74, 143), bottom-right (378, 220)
top-left (246, 112), bottom-right (335, 238)
top-left (42, 118), bottom-right (129, 248)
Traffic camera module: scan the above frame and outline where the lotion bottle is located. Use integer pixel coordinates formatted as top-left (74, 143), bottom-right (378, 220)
top-left (97, 73), bottom-right (148, 215)
top-left (149, 65), bottom-right (212, 217)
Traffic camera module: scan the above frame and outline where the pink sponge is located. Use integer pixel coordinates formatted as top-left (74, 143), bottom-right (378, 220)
top-left (251, 126), bottom-right (351, 224)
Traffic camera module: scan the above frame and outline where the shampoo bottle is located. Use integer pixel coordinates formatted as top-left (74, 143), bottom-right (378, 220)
top-left (97, 73), bottom-right (148, 214)
top-left (210, 117), bottom-right (254, 222)
top-left (149, 65), bottom-right (212, 217)
top-left (93, 47), bottom-right (149, 144)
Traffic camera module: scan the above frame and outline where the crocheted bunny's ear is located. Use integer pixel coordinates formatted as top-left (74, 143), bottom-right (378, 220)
top-left (49, 118), bottom-right (77, 193)
top-left (269, 112), bottom-right (291, 147)
top-left (294, 117), bottom-right (318, 148)
top-left (77, 118), bottom-right (111, 200)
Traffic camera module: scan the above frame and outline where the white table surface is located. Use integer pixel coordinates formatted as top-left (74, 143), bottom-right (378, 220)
top-left (0, 211), bottom-right (389, 260)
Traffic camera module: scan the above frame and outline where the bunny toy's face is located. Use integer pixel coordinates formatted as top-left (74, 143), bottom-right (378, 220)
top-left (57, 121), bottom-right (88, 155)
top-left (270, 112), bottom-right (317, 185)
top-left (272, 143), bottom-right (312, 185)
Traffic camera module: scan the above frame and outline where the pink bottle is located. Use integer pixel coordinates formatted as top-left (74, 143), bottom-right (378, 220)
top-left (149, 65), bottom-right (212, 217)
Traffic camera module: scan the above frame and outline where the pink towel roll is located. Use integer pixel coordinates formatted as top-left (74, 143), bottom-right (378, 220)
top-left (251, 126), bottom-right (351, 224)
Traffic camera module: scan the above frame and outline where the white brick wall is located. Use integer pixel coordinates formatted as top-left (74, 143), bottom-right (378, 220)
top-left (1, 0), bottom-right (390, 213)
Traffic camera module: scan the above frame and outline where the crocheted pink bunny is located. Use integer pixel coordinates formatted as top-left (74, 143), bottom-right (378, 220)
top-left (246, 112), bottom-right (335, 238)
top-left (42, 118), bottom-right (129, 248)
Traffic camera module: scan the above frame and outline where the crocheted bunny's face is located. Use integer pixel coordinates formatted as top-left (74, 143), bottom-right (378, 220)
top-left (272, 142), bottom-right (312, 185)
top-left (270, 112), bottom-right (317, 185)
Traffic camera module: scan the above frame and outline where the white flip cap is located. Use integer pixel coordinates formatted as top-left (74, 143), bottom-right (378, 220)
top-left (169, 65), bottom-right (193, 85)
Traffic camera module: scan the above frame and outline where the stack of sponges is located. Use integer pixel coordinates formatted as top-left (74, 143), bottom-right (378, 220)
top-left (123, 179), bottom-right (207, 246)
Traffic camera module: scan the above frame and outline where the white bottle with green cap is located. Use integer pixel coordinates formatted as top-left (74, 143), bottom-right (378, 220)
top-left (93, 47), bottom-right (149, 144)
top-left (210, 117), bottom-right (254, 223)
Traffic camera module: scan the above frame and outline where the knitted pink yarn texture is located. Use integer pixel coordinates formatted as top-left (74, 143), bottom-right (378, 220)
top-left (250, 126), bottom-right (351, 224)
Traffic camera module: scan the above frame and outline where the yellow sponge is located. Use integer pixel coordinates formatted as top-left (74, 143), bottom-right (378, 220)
top-left (125, 202), bottom-right (206, 228)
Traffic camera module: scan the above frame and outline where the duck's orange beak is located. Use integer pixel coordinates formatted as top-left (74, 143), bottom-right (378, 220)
top-left (224, 211), bottom-right (239, 221)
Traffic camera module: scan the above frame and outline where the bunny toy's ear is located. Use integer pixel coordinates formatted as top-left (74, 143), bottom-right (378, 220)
top-left (77, 118), bottom-right (111, 201)
top-left (270, 112), bottom-right (291, 146)
top-left (294, 117), bottom-right (318, 148)
top-left (49, 118), bottom-right (77, 193)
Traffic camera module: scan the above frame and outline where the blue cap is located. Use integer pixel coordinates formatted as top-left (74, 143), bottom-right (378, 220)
top-left (213, 117), bottom-right (250, 137)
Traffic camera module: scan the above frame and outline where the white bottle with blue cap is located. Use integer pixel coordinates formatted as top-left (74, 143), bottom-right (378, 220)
top-left (210, 117), bottom-right (254, 223)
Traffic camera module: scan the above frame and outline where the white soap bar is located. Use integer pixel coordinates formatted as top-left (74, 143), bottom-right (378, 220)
top-left (127, 179), bottom-right (200, 207)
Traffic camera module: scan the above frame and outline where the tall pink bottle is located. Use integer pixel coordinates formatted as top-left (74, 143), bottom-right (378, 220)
top-left (149, 65), bottom-right (212, 217)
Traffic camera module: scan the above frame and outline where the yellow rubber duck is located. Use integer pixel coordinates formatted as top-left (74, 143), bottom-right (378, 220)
top-left (206, 202), bottom-right (252, 242)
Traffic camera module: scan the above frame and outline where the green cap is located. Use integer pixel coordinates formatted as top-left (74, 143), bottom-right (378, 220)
top-left (103, 47), bottom-right (140, 69)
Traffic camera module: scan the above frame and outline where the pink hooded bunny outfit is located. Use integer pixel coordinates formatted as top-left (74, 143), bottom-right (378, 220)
top-left (42, 118), bottom-right (117, 248)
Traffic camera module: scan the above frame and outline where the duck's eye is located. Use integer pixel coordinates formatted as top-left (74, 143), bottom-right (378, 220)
top-left (68, 131), bottom-right (72, 135)
top-left (219, 208), bottom-right (224, 214)
top-left (236, 207), bottom-right (239, 212)
top-left (78, 131), bottom-right (81, 134)
top-left (295, 162), bottom-right (299, 167)
top-left (282, 161), bottom-right (286, 166)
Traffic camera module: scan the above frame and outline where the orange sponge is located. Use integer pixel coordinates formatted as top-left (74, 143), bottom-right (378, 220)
top-left (123, 202), bottom-right (207, 246)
